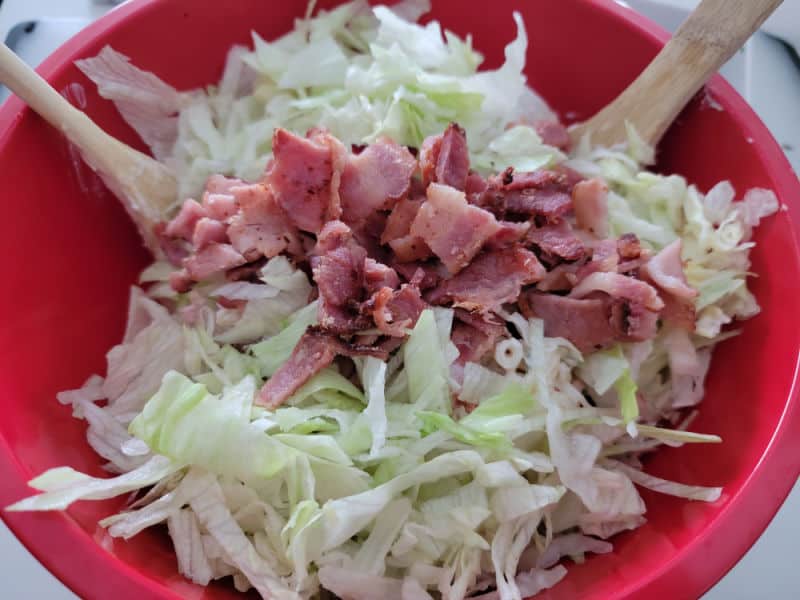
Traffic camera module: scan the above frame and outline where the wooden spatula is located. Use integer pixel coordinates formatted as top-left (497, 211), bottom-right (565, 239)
top-left (569, 0), bottom-right (783, 154)
top-left (0, 42), bottom-right (176, 253)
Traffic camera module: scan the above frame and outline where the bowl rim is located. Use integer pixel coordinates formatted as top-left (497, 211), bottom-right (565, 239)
top-left (1, 0), bottom-right (799, 599)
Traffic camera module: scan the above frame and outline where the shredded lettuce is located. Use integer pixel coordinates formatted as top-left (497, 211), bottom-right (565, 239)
top-left (6, 456), bottom-right (181, 512)
top-left (615, 369), bottom-right (639, 424)
top-left (404, 309), bottom-right (453, 415)
top-left (9, 3), bottom-right (779, 599)
top-left (79, 1), bottom-right (559, 199)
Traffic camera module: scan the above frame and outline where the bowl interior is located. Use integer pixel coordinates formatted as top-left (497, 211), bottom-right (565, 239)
top-left (1, 1), bottom-right (799, 599)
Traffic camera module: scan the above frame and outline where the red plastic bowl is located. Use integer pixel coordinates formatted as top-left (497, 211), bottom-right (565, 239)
top-left (1, 1), bottom-right (799, 598)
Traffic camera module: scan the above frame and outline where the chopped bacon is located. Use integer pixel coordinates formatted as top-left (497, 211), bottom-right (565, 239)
top-left (382, 196), bottom-right (431, 262)
top-left (533, 119), bottom-right (571, 150)
top-left (419, 134), bottom-right (440, 189)
top-left (428, 246), bottom-right (546, 311)
top-left (576, 239), bottom-right (619, 280)
top-left (435, 123), bottom-right (470, 190)
top-left (315, 219), bottom-right (356, 254)
top-left (311, 221), bottom-right (370, 334)
top-left (419, 123), bottom-right (470, 190)
top-left (256, 330), bottom-right (338, 408)
top-left (465, 171), bottom-right (488, 204)
top-left (451, 309), bottom-right (507, 364)
top-left (478, 168), bottom-right (574, 223)
top-left (659, 294), bottom-right (697, 331)
top-left (268, 128), bottom-right (342, 233)
top-left (370, 284), bottom-right (426, 337)
top-left (570, 272), bottom-right (664, 311)
top-left (205, 174), bottom-right (244, 195)
top-left (410, 183), bottom-right (500, 274)
top-left (192, 217), bottom-right (228, 249)
top-left (641, 240), bottom-right (697, 331)
top-left (389, 235), bottom-right (433, 263)
top-left (527, 221), bottom-right (585, 265)
top-left (572, 178), bottom-right (609, 238)
top-left (641, 239), bottom-right (697, 300)
top-left (169, 269), bottom-right (193, 293)
top-left (166, 199), bottom-right (207, 240)
top-left (364, 258), bottom-right (400, 295)
top-left (183, 243), bottom-right (246, 281)
top-left (520, 291), bottom-right (658, 352)
top-left (224, 258), bottom-right (267, 283)
top-left (226, 183), bottom-right (302, 262)
top-left (382, 196), bottom-right (423, 244)
top-left (488, 221), bottom-right (531, 249)
top-left (520, 292), bottom-right (618, 353)
top-left (353, 210), bottom-right (390, 262)
top-left (553, 165), bottom-right (585, 188)
top-left (154, 222), bottom-right (190, 267)
top-left (203, 193), bottom-right (238, 221)
top-left (617, 233), bottom-right (642, 260)
top-left (611, 298), bottom-right (659, 341)
top-left (339, 138), bottom-right (416, 224)
top-left (392, 260), bottom-right (446, 290)
top-left (536, 262), bottom-right (582, 292)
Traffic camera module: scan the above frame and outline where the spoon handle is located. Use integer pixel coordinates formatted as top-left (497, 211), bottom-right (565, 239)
top-left (0, 42), bottom-right (176, 253)
top-left (569, 0), bottom-right (783, 153)
top-left (0, 43), bottom-right (146, 185)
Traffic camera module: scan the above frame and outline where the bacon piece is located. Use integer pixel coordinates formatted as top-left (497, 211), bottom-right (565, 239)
top-left (569, 272), bottom-right (664, 311)
top-left (641, 239), bottom-right (697, 301)
top-left (428, 246), bottom-right (546, 312)
top-left (169, 269), bottom-right (193, 293)
top-left (203, 193), bottom-right (238, 221)
top-left (389, 235), bottom-right (433, 263)
top-left (226, 183), bottom-right (302, 262)
top-left (205, 174), bottom-right (244, 194)
top-left (370, 284), bottom-right (426, 337)
top-left (154, 222), bottom-right (190, 267)
top-left (641, 239), bottom-right (697, 331)
top-left (364, 258), bottom-right (400, 295)
top-left (488, 221), bottom-right (531, 249)
top-left (451, 309), bottom-right (507, 365)
top-left (268, 128), bottom-right (341, 233)
top-left (192, 217), bottom-right (228, 249)
top-left (256, 330), bottom-right (338, 408)
top-left (183, 243), bottom-right (246, 281)
top-left (527, 221), bottom-right (586, 265)
top-left (419, 123), bottom-right (470, 190)
top-left (465, 171), bottom-right (488, 204)
top-left (520, 291), bottom-right (657, 353)
top-left (165, 199), bottom-right (207, 240)
top-left (339, 138), bottom-right (416, 224)
top-left (410, 183), bottom-right (500, 274)
top-left (478, 168), bottom-right (574, 223)
top-left (382, 196), bottom-right (423, 244)
top-left (533, 119), bottom-right (571, 150)
top-left (310, 221), bottom-right (371, 334)
top-left (520, 293), bottom-right (616, 353)
top-left (617, 233), bottom-right (642, 260)
top-left (573, 178), bottom-right (609, 238)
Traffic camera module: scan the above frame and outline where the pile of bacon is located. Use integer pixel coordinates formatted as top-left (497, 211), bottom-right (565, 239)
top-left (156, 123), bottom-right (697, 408)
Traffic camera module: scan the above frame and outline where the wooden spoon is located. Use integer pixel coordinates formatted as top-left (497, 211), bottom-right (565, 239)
top-left (0, 43), bottom-right (176, 253)
top-left (569, 0), bottom-right (783, 154)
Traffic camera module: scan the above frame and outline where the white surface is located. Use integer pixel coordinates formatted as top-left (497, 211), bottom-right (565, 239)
top-left (625, 0), bottom-right (800, 53)
top-left (0, 1), bottom-right (798, 599)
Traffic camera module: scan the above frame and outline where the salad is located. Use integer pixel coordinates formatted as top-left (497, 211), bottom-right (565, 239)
top-left (7, 2), bottom-right (779, 599)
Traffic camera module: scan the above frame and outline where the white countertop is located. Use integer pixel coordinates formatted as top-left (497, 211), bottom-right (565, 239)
top-left (0, 1), bottom-right (798, 599)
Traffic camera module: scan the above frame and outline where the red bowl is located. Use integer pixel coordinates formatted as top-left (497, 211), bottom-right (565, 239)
top-left (1, 1), bottom-right (799, 598)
